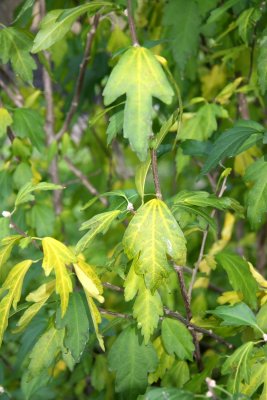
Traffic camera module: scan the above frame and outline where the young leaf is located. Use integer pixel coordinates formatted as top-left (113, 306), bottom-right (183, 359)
top-left (201, 120), bottom-right (264, 174)
top-left (222, 341), bottom-right (254, 393)
top-left (209, 303), bottom-right (261, 331)
top-left (76, 210), bottom-right (121, 254)
top-left (0, 259), bottom-right (33, 346)
top-left (32, 2), bottom-right (113, 53)
top-left (163, 0), bottom-right (201, 72)
top-left (15, 181), bottom-right (63, 207)
top-left (244, 157), bottom-right (267, 228)
top-left (133, 281), bottom-right (163, 344)
top-left (42, 237), bottom-right (76, 316)
top-left (26, 325), bottom-right (64, 378)
top-left (103, 46), bottom-right (174, 161)
top-left (108, 326), bottom-right (158, 399)
top-left (161, 319), bottom-right (195, 361)
top-left (0, 235), bottom-right (22, 270)
top-left (73, 258), bottom-right (104, 303)
top-left (0, 27), bottom-right (36, 83)
top-left (56, 292), bottom-right (89, 362)
top-left (123, 199), bottom-right (186, 291)
top-left (216, 252), bottom-right (258, 308)
top-left (13, 108), bottom-right (45, 151)
top-left (0, 108), bottom-right (13, 138)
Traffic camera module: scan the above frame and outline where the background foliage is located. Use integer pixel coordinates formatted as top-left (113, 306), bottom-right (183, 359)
top-left (0, 0), bottom-right (267, 399)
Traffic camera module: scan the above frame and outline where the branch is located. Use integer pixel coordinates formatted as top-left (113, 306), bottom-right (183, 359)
top-left (56, 15), bottom-right (100, 141)
top-left (64, 156), bottom-right (108, 206)
top-left (150, 149), bottom-right (162, 200)
top-left (188, 175), bottom-right (228, 302)
top-left (99, 307), bottom-right (132, 320)
top-left (176, 265), bottom-right (203, 371)
top-left (126, 0), bottom-right (139, 46)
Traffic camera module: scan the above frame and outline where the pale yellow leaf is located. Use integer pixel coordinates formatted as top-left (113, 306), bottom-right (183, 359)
top-left (217, 291), bottom-right (243, 306)
top-left (86, 295), bottom-right (105, 351)
top-left (74, 258), bottom-right (104, 303)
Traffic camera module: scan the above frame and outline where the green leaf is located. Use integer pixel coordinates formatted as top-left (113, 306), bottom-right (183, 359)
top-left (244, 157), bottom-right (267, 228)
top-left (209, 303), bottom-right (261, 331)
top-left (42, 237), bottom-right (76, 316)
top-left (133, 281), bottom-right (163, 344)
top-left (257, 36), bottom-right (267, 95)
top-left (0, 108), bottom-right (13, 138)
top-left (181, 139), bottom-right (212, 157)
top-left (123, 199), bottom-right (186, 291)
top-left (0, 27), bottom-right (36, 83)
top-left (106, 110), bottom-right (124, 145)
top-left (222, 341), bottom-right (254, 393)
top-left (172, 190), bottom-right (241, 211)
top-left (161, 319), bottom-right (195, 361)
top-left (108, 326), bottom-right (158, 399)
top-left (180, 104), bottom-right (228, 141)
top-left (148, 336), bottom-right (175, 384)
top-left (0, 260), bottom-right (33, 347)
top-left (13, 0), bottom-right (35, 23)
top-left (73, 257), bottom-right (104, 303)
top-left (29, 203), bottom-right (55, 236)
top-left (32, 2), bottom-right (114, 53)
top-left (216, 252), bottom-right (258, 308)
top-left (236, 8), bottom-right (261, 45)
top-left (27, 325), bottom-right (64, 377)
top-left (15, 181), bottom-right (63, 207)
top-left (56, 292), bottom-right (89, 362)
top-left (135, 159), bottom-right (151, 203)
top-left (207, 0), bottom-right (241, 24)
top-left (201, 120), bottom-right (264, 174)
top-left (103, 46), bottom-right (174, 161)
top-left (144, 388), bottom-right (194, 400)
top-left (0, 235), bottom-right (22, 271)
top-left (76, 210), bottom-right (121, 254)
top-left (163, 0), bottom-right (201, 72)
top-left (12, 108), bottom-right (45, 151)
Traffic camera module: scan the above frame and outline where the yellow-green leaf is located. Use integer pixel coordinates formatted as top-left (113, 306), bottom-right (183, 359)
top-left (0, 108), bottom-right (13, 138)
top-left (103, 46), bottom-right (174, 161)
top-left (0, 235), bottom-right (21, 271)
top-left (123, 199), bottom-right (186, 290)
top-left (74, 258), bottom-right (104, 303)
top-left (86, 295), bottom-right (105, 351)
top-left (42, 237), bottom-right (76, 316)
top-left (148, 336), bottom-right (175, 384)
top-left (0, 259), bottom-right (32, 346)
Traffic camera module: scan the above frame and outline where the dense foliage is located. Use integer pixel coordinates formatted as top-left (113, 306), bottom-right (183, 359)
top-left (0, 0), bottom-right (267, 399)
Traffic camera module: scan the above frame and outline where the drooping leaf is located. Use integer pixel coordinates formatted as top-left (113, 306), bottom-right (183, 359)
top-left (209, 303), bottom-right (261, 331)
top-left (32, 2), bottom-right (114, 53)
top-left (42, 237), bottom-right (76, 316)
top-left (163, 0), bottom-right (201, 72)
top-left (0, 108), bottom-right (13, 138)
top-left (148, 336), bottom-right (175, 384)
top-left (76, 210), bottom-right (121, 254)
top-left (0, 27), bottom-right (36, 83)
top-left (222, 341), bottom-right (254, 393)
top-left (216, 252), bottom-right (258, 308)
top-left (161, 319), bottom-right (195, 361)
top-left (15, 181), bottom-right (63, 207)
top-left (73, 257), bottom-right (104, 303)
top-left (133, 281), bottom-right (163, 344)
top-left (0, 259), bottom-right (33, 346)
top-left (12, 108), bottom-right (45, 151)
top-left (86, 295), bottom-right (104, 351)
top-left (103, 46), bottom-right (174, 161)
top-left (135, 159), bottom-right (151, 203)
top-left (56, 292), bottom-right (89, 362)
top-left (244, 157), bottom-right (267, 228)
top-left (108, 326), bottom-right (158, 399)
top-left (123, 199), bottom-right (186, 291)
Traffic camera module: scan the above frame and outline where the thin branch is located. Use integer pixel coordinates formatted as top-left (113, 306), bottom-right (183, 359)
top-left (103, 282), bottom-right (124, 292)
top-left (176, 265), bottom-right (203, 371)
top-left (0, 78), bottom-right (23, 107)
top-left (56, 15), bottom-right (100, 141)
top-left (9, 219), bottom-right (40, 250)
top-left (188, 175), bottom-right (228, 302)
top-left (150, 149), bottom-right (163, 200)
top-left (99, 307), bottom-right (132, 320)
top-left (126, 0), bottom-right (139, 46)
top-left (64, 156), bottom-right (108, 206)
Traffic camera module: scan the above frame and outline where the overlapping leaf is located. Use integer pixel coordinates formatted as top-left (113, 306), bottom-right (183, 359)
top-left (73, 257), bottom-right (104, 303)
top-left (161, 319), bottom-right (195, 361)
top-left (42, 237), bottom-right (76, 316)
top-left (123, 199), bottom-right (186, 290)
top-left (0, 235), bottom-right (21, 270)
top-left (103, 46), bottom-right (174, 161)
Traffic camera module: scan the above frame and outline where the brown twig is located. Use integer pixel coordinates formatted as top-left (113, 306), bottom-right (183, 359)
top-left (176, 265), bottom-right (203, 371)
top-left (56, 15), bottom-right (100, 141)
top-left (0, 78), bottom-right (23, 107)
top-left (99, 307), bottom-right (132, 320)
top-left (103, 282), bottom-right (124, 292)
top-left (150, 149), bottom-right (162, 200)
top-left (188, 175), bottom-right (228, 302)
top-left (9, 219), bottom-right (40, 250)
top-left (126, 0), bottom-right (139, 46)
top-left (64, 156), bottom-right (108, 206)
